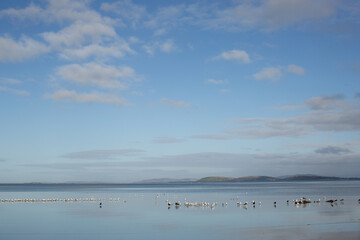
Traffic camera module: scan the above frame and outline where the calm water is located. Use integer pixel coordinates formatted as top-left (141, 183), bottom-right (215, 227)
top-left (0, 181), bottom-right (359, 240)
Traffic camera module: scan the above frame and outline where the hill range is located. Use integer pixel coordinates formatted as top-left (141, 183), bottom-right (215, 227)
top-left (138, 175), bottom-right (360, 184)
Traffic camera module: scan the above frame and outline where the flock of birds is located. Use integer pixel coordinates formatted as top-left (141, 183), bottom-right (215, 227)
top-left (166, 196), bottom-right (359, 209)
top-left (1, 195), bottom-right (359, 210)
top-left (0, 198), bottom-right (126, 203)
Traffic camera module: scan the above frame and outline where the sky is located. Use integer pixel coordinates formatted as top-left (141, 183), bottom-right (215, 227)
top-left (0, 0), bottom-right (360, 183)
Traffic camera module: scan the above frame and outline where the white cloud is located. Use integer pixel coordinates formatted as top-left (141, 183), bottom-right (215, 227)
top-left (143, 45), bottom-right (155, 55)
top-left (253, 67), bottom-right (282, 81)
top-left (48, 0), bottom-right (108, 23)
top-left (0, 0), bottom-right (351, 36)
top-left (0, 78), bottom-right (29, 96)
top-left (0, 3), bottom-right (43, 20)
top-left (295, 108), bottom-right (360, 132)
top-left (0, 1), bottom-right (125, 61)
top-left (192, 95), bottom-right (360, 140)
top-left (0, 86), bottom-right (30, 96)
top-left (0, 78), bottom-right (22, 85)
top-left (44, 89), bottom-right (131, 106)
top-left (287, 64), bottom-right (305, 75)
top-left (145, 4), bottom-right (186, 33)
top-left (225, 124), bottom-right (306, 139)
top-left (205, 79), bottom-right (227, 85)
top-left (100, 1), bottom-right (195, 36)
top-left (233, 105), bottom-right (360, 137)
top-left (254, 65), bottom-right (305, 81)
top-left (219, 50), bottom-right (250, 63)
top-left (305, 94), bottom-right (346, 110)
top-left (56, 63), bottom-right (138, 90)
top-left (154, 28), bottom-right (167, 36)
top-left (59, 42), bottom-right (134, 60)
top-left (0, 0), bottom-right (104, 24)
top-left (160, 39), bottom-right (176, 52)
top-left (207, 0), bottom-right (339, 31)
top-left (0, 36), bottom-right (49, 62)
top-left (101, 0), bottom-right (147, 28)
top-left (160, 98), bottom-right (190, 108)
top-left (143, 39), bottom-right (177, 55)
top-left (42, 21), bottom-right (116, 49)
top-left (128, 36), bottom-right (140, 44)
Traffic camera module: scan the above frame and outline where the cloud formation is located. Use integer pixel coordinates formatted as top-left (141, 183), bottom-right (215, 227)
top-left (0, 78), bottom-right (30, 96)
top-left (287, 64), bottom-right (305, 75)
top-left (305, 94), bottom-right (346, 110)
top-left (0, 0), bottom-right (355, 36)
top-left (315, 146), bottom-right (352, 155)
top-left (254, 64), bottom-right (305, 81)
top-left (97, 0), bottom-right (348, 33)
top-left (204, 0), bottom-right (339, 31)
top-left (160, 98), bottom-right (190, 108)
top-left (101, 0), bottom-right (147, 28)
top-left (56, 63), bottom-right (138, 90)
top-left (59, 42), bottom-right (134, 60)
top-left (0, 78), bottom-right (21, 85)
top-left (253, 67), bottom-right (282, 81)
top-left (42, 21), bottom-right (116, 48)
top-left (0, 0), bottom-right (112, 26)
top-left (205, 79), bottom-right (227, 85)
top-left (44, 89), bottom-right (131, 106)
top-left (0, 2), bottom-right (143, 106)
top-left (192, 95), bottom-right (360, 139)
top-left (143, 39), bottom-right (177, 55)
top-left (0, 36), bottom-right (49, 62)
top-left (62, 149), bottom-right (146, 160)
top-left (0, 0), bottom-right (137, 63)
top-left (0, 86), bottom-right (30, 96)
top-left (218, 50), bottom-right (250, 63)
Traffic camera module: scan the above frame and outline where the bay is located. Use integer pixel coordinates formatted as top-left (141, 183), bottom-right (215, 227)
top-left (0, 181), bottom-right (359, 240)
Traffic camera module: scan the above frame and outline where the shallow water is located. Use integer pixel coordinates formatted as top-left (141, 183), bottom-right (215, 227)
top-left (0, 181), bottom-right (359, 240)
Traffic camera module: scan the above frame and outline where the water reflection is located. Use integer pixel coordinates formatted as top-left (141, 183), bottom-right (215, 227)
top-left (0, 182), bottom-right (359, 240)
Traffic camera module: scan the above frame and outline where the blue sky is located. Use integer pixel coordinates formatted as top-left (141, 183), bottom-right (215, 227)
top-left (0, 0), bottom-right (360, 183)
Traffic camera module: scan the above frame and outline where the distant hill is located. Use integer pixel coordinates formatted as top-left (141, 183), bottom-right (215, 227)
top-left (232, 176), bottom-right (277, 182)
top-left (136, 178), bottom-right (197, 184)
top-left (197, 176), bottom-right (235, 182)
top-left (282, 175), bottom-right (340, 181)
top-left (197, 175), bottom-right (360, 183)
top-left (277, 174), bottom-right (318, 179)
top-left (197, 176), bottom-right (277, 182)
